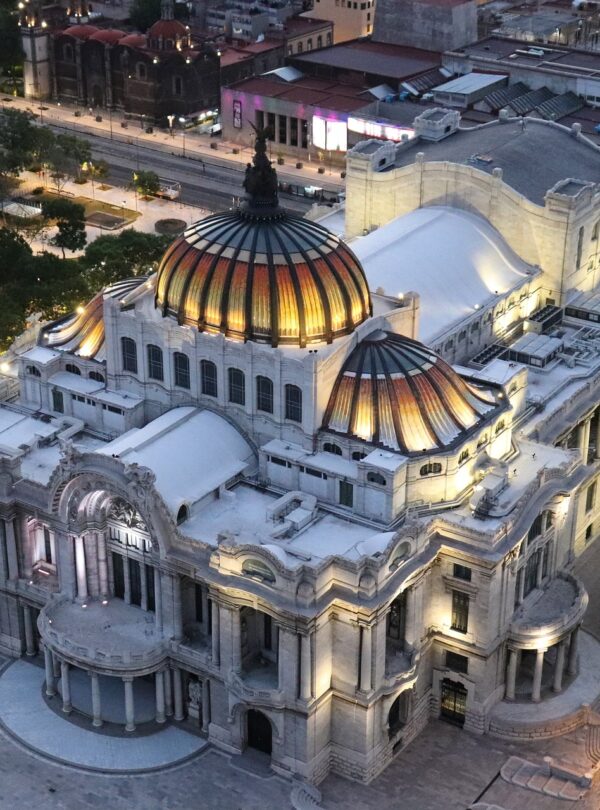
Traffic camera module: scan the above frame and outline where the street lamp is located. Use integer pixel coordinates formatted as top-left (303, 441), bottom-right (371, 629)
top-left (167, 114), bottom-right (175, 137)
top-left (179, 116), bottom-right (186, 157)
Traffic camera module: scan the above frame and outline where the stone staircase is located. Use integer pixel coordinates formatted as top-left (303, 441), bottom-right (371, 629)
top-left (290, 782), bottom-right (322, 810)
top-left (501, 756), bottom-right (590, 801)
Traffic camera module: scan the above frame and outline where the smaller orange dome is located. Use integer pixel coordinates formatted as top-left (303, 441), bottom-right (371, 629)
top-left (147, 18), bottom-right (187, 39)
top-left (89, 28), bottom-right (126, 43)
top-left (63, 24), bottom-right (99, 38)
top-left (119, 33), bottom-right (146, 46)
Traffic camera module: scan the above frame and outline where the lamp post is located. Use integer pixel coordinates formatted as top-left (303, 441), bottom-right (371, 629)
top-left (167, 114), bottom-right (175, 137)
top-left (109, 106), bottom-right (113, 140)
top-left (179, 117), bottom-right (186, 157)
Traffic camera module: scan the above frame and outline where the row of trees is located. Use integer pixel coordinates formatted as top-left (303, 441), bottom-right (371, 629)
top-left (0, 227), bottom-right (170, 351)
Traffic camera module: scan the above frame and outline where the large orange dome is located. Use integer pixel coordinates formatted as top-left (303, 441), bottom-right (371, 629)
top-left (155, 133), bottom-right (371, 348)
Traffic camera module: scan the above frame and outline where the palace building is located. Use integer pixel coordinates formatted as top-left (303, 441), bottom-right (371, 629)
top-left (1, 122), bottom-right (600, 783)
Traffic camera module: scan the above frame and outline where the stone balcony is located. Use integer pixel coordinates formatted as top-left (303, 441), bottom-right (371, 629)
top-left (230, 657), bottom-right (284, 706)
top-left (384, 644), bottom-right (419, 690)
top-left (38, 596), bottom-right (167, 674)
top-left (510, 574), bottom-right (588, 649)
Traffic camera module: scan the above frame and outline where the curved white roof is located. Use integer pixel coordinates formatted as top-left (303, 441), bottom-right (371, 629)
top-left (353, 206), bottom-right (537, 342)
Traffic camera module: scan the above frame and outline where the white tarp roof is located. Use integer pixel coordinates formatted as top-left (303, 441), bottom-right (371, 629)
top-left (263, 66), bottom-right (303, 82)
top-left (434, 73), bottom-right (508, 95)
top-left (353, 206), bottom-right (536, 342)
top-left (98, 407), bottom-right (256, 515)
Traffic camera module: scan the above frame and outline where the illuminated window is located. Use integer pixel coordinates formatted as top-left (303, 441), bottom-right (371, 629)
top-left (458, 449), bottom-right (470, 465)
top-left (256, 375), bottom-right (273, 413)
top-left (228, 367), bottom-right (245, 405)
top-left (285, 384), bottom-right (302, 422)
top-left (89, 371), bottom-right (105, 383)
top-left (201, 359), bottom-right (217, 397)
top-left (242, 558), bottom-right (275, 583)
top-left (495, 420), bottom-right (505, 435)
top-left (147, 344), bottom-right (163, 381)
top-left (65, 363), bottom-right (81, 376)
top-left (324, 442), bottom-right (342, 456)
top-left (420, 462), bottom-right (442, 476)
top-left (451, 591), bottom-right (469, 633)
top-left (173, 352), bottom-right (190, 389)
top-left (121, 337), bottom-right (137, 373)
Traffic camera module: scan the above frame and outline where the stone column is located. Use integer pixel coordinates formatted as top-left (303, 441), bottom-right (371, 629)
top-left (201, 679), bottom-right (210, 732)
top-left (553, 640), bottom-right (567, 693)
top-left (44, 645), bottom-right (55, 696)
top-left (532, 648), bottom-right (546, 702)
top-left (97, 531), bottom-right (109, 597)
top-left (594, 413), bottom-right (600, 460)
top-left (61, 660), bottom-right (71, 713)
top-left (74, 536), bottom-right (88, 601)
top-left (123, 677), bottom-right (135, 732)
top-left (164, 666), bottom-right (173, 717)
top-left (505, 647), bottom-right (518, 700)
top-left (173, 574), bottom-right (183, 640)
top-left (201, 589), bottom-right (209, 634)
top-left (0, 521), bottom-right (9, 584)
top-left (173, 667), bottom-right (184, 721)
top-left (23, 604), bottom-right (36, 656)
top-left (5, 518), bottom-right (19, 581)
top-left (277, 627), bottom-right (286, 690)
top-left (578, 419), bottom-right (591, 463)
top-left (211, 600), bottom-right (220, 666)
top-left (91, 671), bottom-right (102, 727)
top-left (140, 563), bottom-right (148, 612)
top-left (300, 633), bottom-right (312, 701)
top-left (154, 567), bottom-right (163, 630)
top-left (518, 569), bottom-right (526, 604)
top-left (123, 558), bottom-right (131, 605)
top-left (155, 670), bottom-right (166, 724)
top-left (567, 626), bottom-right (579, 676)
top-left (231, 609), bottom-right (241, 675)
top-left (359, 625), bottom-right (372, 692)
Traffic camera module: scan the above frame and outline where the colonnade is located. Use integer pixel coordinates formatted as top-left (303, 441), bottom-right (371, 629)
top-left (505, 626), bottom-right (579, 702)
top-left (41, 644), bottom-right (210, 732)
top-left (564, 409), bottom-right (600, 462)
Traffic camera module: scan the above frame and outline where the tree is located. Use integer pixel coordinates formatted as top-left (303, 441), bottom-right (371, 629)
top-left (81, 229), bottom-right (170, 288)
top-left (41, 198), bottom-right (87, 257)
top-left (0, 108), bottom-right (39, 172)
top-left (129, 0), bottom-right (161, 31)
top-left (133, 169), bottom-right (160, 197)
top-left (55, 133), bottom-right (92, 181)
top-left (0, 227), bottom-right (34, 349)
top-left (28, 252), bottom-right (89, 320)
top-left (0, 1), bottom-right (24, 82)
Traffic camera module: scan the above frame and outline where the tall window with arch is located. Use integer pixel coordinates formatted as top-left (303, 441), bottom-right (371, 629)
top-left (201, 359), bottom-right (217, 397)
top-left (228, 367), bottom-right (245, 405)
top-left (147, 344), bottom-right (164, 381)
top-left (173, 352), bottom-right (190, 389)
top-left (285, 384), bottom-right (302, 422)
top-left (256, 375), bottom-right (273, 413)
top-left (121, 337), bottom-right (138, 373)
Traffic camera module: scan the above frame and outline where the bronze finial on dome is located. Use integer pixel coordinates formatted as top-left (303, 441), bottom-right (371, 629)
top-left (242, 125), bottom-right (279, 214)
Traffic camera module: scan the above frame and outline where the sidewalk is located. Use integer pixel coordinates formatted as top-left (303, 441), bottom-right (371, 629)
top-left (14, 170), bottom-right (208, 256)
top-left (2, 96), bottom-right (345, 190)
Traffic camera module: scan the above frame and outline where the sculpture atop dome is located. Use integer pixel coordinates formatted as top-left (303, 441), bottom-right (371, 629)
top-left (242, 126), bottom-right (279, 213)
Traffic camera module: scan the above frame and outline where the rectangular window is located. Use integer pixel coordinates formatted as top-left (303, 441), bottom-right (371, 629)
top-left (303, 466), bottom-right (327, 479)
top-left (453, 564), bottom-right (472, 581)
top-left (43, 527), bottom-right (53, 564)
top-left (264, 613), bottom-right (272, 650)
top-left (524, 551), bottom-right (539, 597)
top-left (267, 113), bottom-right (276, 139)
top-left (278, 114), bottom-right (287, 144)
top-left (195, 584), bottom-right (203, 623)
top-left (269, 456), bottom-right (291, 468)
top-left (129, 558), bottom-right (142, 606)
top-left (147, 345), bottom-right (163, 381)
top-left (586, 481), bottom-right (596, 512)
top-left (290, 117), bottom-right (298, 147)
top-left (112, 552), bottom-right (125, 599)
top-left (146, 565), bottom-right (155, 611)
top-left (256, 110), bottom-right (265, 131)
top-left (339, 480), bottom-right (354, 508)
top-left (445, 651), bottom-right (469, 674)
top-left (541, 542), bottom-right (550, 578)
top-left (451, 591), bottom-right (469, 634)
top-left (52, 389), bottom-right (64, 413)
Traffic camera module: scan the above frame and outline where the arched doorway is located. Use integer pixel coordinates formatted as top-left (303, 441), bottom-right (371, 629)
top-left (246, 709), bottom-right (272, 754)
top-left (388, 690), bottom-right (410, 737)
top-left (440, 678), bottom-right (467, 727)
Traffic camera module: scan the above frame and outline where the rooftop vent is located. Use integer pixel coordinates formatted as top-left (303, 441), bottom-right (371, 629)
top-left (413, 107), bottom-right (460, 142)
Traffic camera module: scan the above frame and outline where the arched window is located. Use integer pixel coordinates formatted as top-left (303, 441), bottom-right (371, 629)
top-left (147, 344), bottom-right (164, 381)
top-left (324, 442), bottom-right (342, 456)
top-left (242, 558), bottom-right (275, 583)
top-left (65, 363), bottom-right (81, 376)
top-left (285, 384), bottom-right (302, 422)
top-left (173, 352), bottom-right (190, 389)
top-left (388, 691), bottom-right (409, 734)
top-left (136, 62), bottom-right (147, 80)
top-left (26, 365), bottom-right (41, 377)
top-left (317, 34), bottom-right (322, 48)
top-left (458, 449), bottom-right (470, 465)
top-left (367, 471), bottom-right (386, 486)
top-left (420, 462), bottom-right (442, 477)
top-left (352, 451), bottom-right (367, 461)
top-left (121, 337), bottom-right (137, 373)
top-left (89, 370), bottom-right (105, 383)
top-left (201, 359), bottom-right (217, 397)
top-left (176, 504), bottom-right (189, 524)
top-left (495, 420), bottom-right (505, 435)
top-left (256, 375), bottom-right (273, 413)
top-left (228, 367), bottom-right (245, 405)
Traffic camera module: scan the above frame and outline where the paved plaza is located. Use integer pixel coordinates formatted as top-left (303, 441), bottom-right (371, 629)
top-left (0, 654), bottom-right (598, 810)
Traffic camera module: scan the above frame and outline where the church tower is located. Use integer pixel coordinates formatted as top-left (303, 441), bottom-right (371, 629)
top-left (20, 2), bottom-right (52, 100)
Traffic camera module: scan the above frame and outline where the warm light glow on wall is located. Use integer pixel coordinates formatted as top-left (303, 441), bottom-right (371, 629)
top-left (312, 115), bottom-right (347, 152)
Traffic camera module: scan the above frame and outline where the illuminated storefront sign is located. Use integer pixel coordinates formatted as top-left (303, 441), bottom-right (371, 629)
top-left (311, 115), bottom-right (348, 151)
top-left (347, 116), bottom-right (415, 142)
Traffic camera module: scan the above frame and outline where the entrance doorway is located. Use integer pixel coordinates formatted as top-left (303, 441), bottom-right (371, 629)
top-left (246, 709), bottom-right (272, 754)
top-left (440, 678), bottom-right (467, 727)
